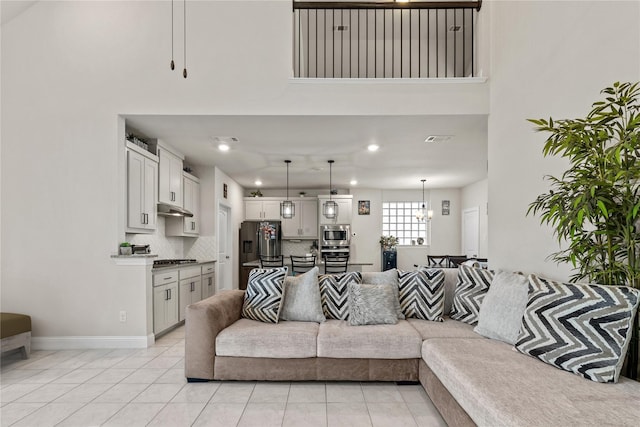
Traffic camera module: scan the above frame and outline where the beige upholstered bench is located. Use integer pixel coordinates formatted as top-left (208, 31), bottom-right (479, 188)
top-left (1, 313), bottom-right (32, 358)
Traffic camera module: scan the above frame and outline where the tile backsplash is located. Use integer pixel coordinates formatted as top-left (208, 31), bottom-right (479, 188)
top-left (127, 216), bottom-right (216, 260)
top-left (283, 240), bottom-right (318, 258)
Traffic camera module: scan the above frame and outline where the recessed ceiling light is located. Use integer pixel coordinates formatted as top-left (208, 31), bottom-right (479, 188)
top-left (254, 180), bottom-right (262, 186)
top-left (350, 180), bottom-right (358, 186)
top-left (367, 144), bottom-right (379, 152)
top-left (218, 143), bottom-right (230, 152)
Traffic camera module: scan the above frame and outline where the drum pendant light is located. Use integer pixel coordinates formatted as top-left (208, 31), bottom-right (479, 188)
top-left (280, 160), bottom-right (295, 219)
top-left (416, 179), bottom-right (427, 221)
top-left (323, 160), bottom-right (338, 219)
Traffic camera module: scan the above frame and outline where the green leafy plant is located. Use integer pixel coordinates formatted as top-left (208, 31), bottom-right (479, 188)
top-left (119, 242), bottom-right (131, 247)
top-left (527, 81), bottom-right (640, 379)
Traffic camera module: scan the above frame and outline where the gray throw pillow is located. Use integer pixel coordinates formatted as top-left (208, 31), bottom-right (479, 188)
top-left (361, 269), bottom-right (405, 320)
top-left (474, 270), bottom-right (528, 344)
top-left (347, 283), bottom-right (398, 326)
top-left (280, 267), bottom-right (326, 323)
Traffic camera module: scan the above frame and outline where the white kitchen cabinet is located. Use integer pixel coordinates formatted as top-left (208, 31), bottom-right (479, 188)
top-left (178, 266), bottom-right (202, 321)
top-left (318, 196), bottom-right (353, 225)
top-left (158, 146), bottom-right (184, 208)
top-left (282, 199), bottom-right (318, 239)
top-left (152, 271), bottom-right (179, 335)
top-left (126, 144), bottom-right (158, 232)
top-left (201, 263), bottom-right (215, 299)
top-left (166, 172), bottom-right (200, 237)
top-left (244, 199), bottom-right (282, 220)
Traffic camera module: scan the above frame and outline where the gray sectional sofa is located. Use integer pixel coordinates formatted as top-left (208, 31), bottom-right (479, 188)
top-left (184, 268), bottom-right (640, 426)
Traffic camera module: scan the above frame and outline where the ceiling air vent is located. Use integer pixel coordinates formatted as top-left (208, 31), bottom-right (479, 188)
top-left (425, 135), bottom-right (453, 143)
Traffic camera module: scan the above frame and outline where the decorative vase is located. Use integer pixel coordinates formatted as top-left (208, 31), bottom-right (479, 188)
top-left (119, 246), bottom-right (132, 256)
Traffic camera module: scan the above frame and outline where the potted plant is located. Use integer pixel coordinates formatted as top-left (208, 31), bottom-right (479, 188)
top-left (379, 235), bottom-right (398, 251)
top-left (119, 242), bottom-right (132, 256)
top-left (527, 81), bottom-right (640, 380)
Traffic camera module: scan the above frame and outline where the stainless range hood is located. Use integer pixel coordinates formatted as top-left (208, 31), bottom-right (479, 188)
top-left (157, 203), bottom-right (194, 217)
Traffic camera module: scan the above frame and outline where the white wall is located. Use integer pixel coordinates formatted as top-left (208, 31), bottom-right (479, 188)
top-left (461, 178), bottom-right (488, 258)
top-left (487, 1), bottom-right (640, 279)
top-left (0, 0), bottom-right (484, 342)
top-left (350, 188), bottom-right (462, 271)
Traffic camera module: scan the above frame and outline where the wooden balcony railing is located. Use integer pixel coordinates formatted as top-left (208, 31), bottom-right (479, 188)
top-left (293, 1), bottom-right (482, 78)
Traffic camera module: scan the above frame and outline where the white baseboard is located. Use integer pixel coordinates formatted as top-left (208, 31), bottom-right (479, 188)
top-left (32, 334), bottom-right (154, 350)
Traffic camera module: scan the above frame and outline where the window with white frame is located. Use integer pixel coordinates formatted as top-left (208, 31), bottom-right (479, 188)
top-left (382, 202), bottom-right (429, 246)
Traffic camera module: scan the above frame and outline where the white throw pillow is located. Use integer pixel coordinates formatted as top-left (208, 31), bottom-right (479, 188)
top-left (474, 270), bottom-right (528, 344)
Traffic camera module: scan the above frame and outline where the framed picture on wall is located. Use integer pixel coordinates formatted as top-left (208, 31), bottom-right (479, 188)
top-left (442, 200), bottom-right (450, 215)
top-left (358, 200), bottom-right (370, 215)
top-left (223, 183), bottom-right (228, 199)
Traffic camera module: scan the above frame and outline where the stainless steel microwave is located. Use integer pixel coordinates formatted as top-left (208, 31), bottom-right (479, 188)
top-left (320, 224), bottom-right (351, 246)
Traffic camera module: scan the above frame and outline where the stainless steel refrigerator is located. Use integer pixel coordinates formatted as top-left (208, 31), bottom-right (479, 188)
top-left (239, 221), bottom-right (282, 264)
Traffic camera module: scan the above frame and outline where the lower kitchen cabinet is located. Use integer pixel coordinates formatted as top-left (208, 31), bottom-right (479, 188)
top-left (153, 282), bottom-right (179, 335)
top-left (179, 276), bottom-right (202, 321)
top-left (202, 273), bottom-right (215, 299)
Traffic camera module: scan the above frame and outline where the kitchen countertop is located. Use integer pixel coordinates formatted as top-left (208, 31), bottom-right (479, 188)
top-left (152, 259), bottom-right (216, 271)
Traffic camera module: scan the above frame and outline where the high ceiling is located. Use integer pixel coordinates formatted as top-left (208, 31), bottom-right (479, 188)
top-left (125, 114), bottom-right (488, 190)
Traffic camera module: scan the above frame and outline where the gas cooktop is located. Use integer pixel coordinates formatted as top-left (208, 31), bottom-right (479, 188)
top-left (153, 259), bottom-right (198, 267)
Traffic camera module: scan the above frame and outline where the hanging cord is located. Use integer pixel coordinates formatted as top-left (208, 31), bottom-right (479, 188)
top-left (329, 160), bottom-right (333, 200)
top-left (183, 0), bottom-right (187, 78)
top-left (170, 0), bottom-right (175, 70)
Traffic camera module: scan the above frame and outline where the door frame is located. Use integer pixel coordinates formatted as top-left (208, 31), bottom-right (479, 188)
top-left (217, 201), bottom-right (234, 290)
top-left (462, 207), bottom-right (480, 258)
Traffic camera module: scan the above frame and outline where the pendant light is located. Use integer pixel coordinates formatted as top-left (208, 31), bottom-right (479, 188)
top-left (416, 179), bottom-right (427, 221)
top-left (323, 160), bottom-right (338, 219)
top-left (168, 0), bottom-right (188, 78)
top-left (280, 160), bottom-right (295, 219)
top-left (170, 0), bottom-right (175, 70)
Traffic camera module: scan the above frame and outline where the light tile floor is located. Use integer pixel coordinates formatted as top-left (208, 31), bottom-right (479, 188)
top-left (0, 327), bottom-right (447, 426)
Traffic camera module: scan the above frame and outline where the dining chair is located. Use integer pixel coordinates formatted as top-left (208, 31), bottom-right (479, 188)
top-left (260, 255), bottom-right (284, 268)
top-left (323, 255), bottom-right (349, 274)
top-left (447, 255), bottom-right (469, 268)
top-left (290, 255), bottom-right (316, 275)
top-left (427, 255), bottom-right (449, 268)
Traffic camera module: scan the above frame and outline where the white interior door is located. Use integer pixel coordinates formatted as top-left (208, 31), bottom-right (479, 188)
top-left (462, 207), bottom-right (480, 258)
top-left (217, 204), bottom-right (232, 290)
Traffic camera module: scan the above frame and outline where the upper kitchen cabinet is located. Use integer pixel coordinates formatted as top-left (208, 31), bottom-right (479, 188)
top-left (318, 195), bottom-right (353, 225)
top-left (166, 172), bottom-right (200, 237)
top-left (126, 142), bottom-right (158, 233)
top-left (158, 142), bottom-right (184, 208)
top-left (244, 198), bottom-right (282, 220)
top-left (282, 199), bottom-right (318, 239)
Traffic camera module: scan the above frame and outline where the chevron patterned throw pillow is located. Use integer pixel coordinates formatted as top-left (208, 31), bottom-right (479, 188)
top-left (242, 267), bottom-right (288, 323)
top-left (516, 275), bottom-right (640, 383)
top-left (450, 265), bottom-right (494, 325)
top-left (319, 272), bottom-right (362, 320)
top-left (398, 269), bottom-right (445, 321)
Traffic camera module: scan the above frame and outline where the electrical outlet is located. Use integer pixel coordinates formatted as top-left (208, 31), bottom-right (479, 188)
top-left (119, 311), bottom-right (127, 322)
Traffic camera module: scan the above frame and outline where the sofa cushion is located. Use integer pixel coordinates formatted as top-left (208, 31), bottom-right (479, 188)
top-left (319, 272), bottom-right (362, 320)
top-left (280, 267), bottom-right (326, 323)
top-left (317, 319), bottom-right (422, 359)
top-left (422, 338), bottom-right (640, 426)
top-left (216, 318), bottom-right (319, 358)
top-left (516, 275), bottom-right (640, 383)
top-left (450, 265), bottom-right (494, 325)
top-left (361, 269), bottom-right (404, 319)
top-left (474, 270), bottom-right (529, 344)
top-left (407, 316), bottom-right (481, 340)
top-left (242, 267), bottom-right (288, 323)
top-left (347, 283), bottom-right (398, 326)
top-left (398, 269), bottom-right (445, 321)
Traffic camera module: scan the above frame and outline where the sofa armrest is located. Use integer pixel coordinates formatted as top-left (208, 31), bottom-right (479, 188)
top-left (185, 289), bottom-right (245, 381)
